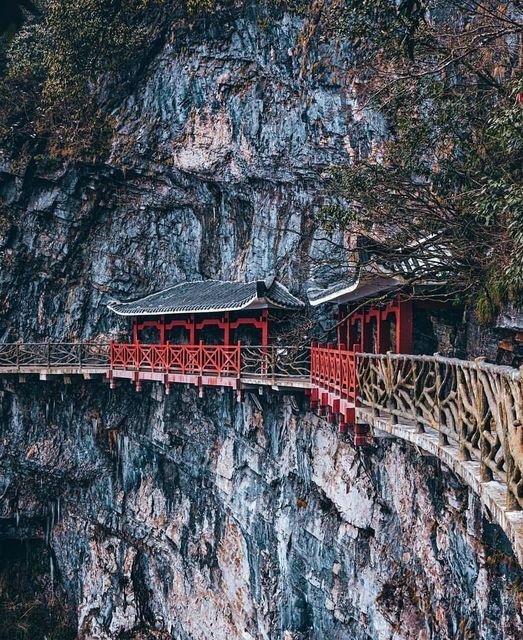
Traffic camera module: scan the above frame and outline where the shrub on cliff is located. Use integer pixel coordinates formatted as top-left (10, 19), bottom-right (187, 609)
top-left (0, 0), bottom-right (177, 160)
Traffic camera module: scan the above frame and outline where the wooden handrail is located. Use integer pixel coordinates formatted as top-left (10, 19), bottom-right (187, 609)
top-left (0, 341), bottom-right (521, 510)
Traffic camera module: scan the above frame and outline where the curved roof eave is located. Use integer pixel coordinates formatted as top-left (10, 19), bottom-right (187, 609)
top-left (308, 277), bottom-right (362, 307)
top-left (107, 296), bottom-right (258, 316)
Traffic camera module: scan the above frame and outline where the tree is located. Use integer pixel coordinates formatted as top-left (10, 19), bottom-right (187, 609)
top-left (314, 0), bottom-right (523, 319)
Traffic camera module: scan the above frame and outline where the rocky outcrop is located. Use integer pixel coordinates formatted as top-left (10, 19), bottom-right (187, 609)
top-left (0, 6), bottom-right (366, 342)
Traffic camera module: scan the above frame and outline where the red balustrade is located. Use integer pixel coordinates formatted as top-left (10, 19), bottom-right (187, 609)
top-left (310, 345), bottom-right (357, 401)
top-left (310, 344), bottom-right (360, 435)
top-left (110, 342), bottom-right (241, 377)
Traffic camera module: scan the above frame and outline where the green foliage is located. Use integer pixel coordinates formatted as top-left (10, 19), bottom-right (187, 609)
top-left (43, 0), bottom-right (162, 101)
top-left (186, 0), bottom-right (217, 14)
top-left (0, 0), bottom-right (170, 159)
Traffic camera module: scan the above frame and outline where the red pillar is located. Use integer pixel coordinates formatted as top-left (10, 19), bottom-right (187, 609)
top-left (189, 314), bottom-right (196, 346)
top-left (261, 310), bottom-right (269, 346)
top-left (396, 298), bottom-right (413, 353)
top-left (224, 312), bottom-right (230, 347)
top-left (348, 316), bottom-right (356, 351)
top-left (159, 315), bottom-right (166, 345)
top-left (337, 308), bottom-right (344, 346)
top-left (396, 300), bottom-right (413, 353)
top-left (375, 313), bottom-right (382, 354)
top-left (132, 318), bottom-right (138, 344)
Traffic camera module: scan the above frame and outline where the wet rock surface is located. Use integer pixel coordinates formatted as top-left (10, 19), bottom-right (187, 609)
top-left (0, 5), bottom-right (522, 639)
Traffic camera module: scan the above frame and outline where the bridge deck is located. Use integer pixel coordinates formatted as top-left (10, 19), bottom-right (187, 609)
top-left (0, 366), bottom-right (108, 377)
top-left (0, 365), bottom-right (314, 392)
top-left (0, 342), bottom-right (522, 566)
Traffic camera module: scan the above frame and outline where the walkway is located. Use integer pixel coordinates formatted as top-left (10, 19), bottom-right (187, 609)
top-left (0, 341), bottom-right (521, 565)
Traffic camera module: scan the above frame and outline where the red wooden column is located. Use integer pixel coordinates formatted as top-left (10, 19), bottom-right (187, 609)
top-left (337, 307), bottom-right (348, 347)
top-left (396, 297), bottom-right (413, 353)
top-left (224, 312), bottom-right (230, 346)
top-left (375, 311), bottom-right (382, 354)
top-left (348, 315), bottom-right (358, 351)
top-left (189, 314), bottom-right (196, 346)
top-left (360, 315), bottom-right (366, 353)
top-left (132, 317), bottom-right (138, 344)
top-left (159, 315), bottom-right (166, 345)
top-left (261, 310), bottom-right (269, 346)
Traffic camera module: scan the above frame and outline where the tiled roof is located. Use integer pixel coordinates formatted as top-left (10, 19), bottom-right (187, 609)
top-left (308, 234), bottom-right (453, 307)
top-left (108, 278), bottom-right (304, 316)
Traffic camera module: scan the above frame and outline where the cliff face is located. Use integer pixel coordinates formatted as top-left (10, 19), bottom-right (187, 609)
top-left (0, 6), bottom-right (522, 640)
top-left (1, 381), bottom-right (522, 639)
top-left (0, 7), bottom-right (366, 341)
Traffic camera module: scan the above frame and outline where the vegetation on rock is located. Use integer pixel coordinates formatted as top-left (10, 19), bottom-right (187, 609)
top-left (1, 0), bottom-right (172, 160)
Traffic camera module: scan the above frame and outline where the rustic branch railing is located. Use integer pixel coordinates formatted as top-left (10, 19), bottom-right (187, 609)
top-left (0, 343), bottom-right (110, 368)
top-left (240, 346), bottom-right (310, 378)
top-left (357, 353), bottom-right (523, 510)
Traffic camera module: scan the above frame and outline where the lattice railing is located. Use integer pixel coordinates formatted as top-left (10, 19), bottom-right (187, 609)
top-left (0, 342), bottom-right (110, 368)
top-left (110, 343), bottom-right (308, 379)
top-left (311, 345), bottom-right (357, 400)
top-left (357, 353), bottom-right (523, 510)
top-left (110, 343), bottom-right (241, 377)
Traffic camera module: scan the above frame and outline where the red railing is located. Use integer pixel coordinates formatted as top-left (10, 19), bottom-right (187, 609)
top-left (310, 344), bottom-right (357, 401)
top-left (110, 342), bottom-right (241, 377)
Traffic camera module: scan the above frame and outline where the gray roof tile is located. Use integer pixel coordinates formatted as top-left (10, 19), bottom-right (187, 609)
top-left (108, 279), bottom-right (304, 316)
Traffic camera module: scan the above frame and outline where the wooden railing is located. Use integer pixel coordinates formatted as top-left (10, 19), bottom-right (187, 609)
top-left (241, 345), bottom-right (310, 378)
top-left (0, 342), bottom-right (110, 368)
top-left (109, 343), bottom-right (309, 379)
top-left (310, 344), bottom-right (357, 401)
top-left (357, 353), bottom-right (523, 510)
top-left (110, 342), bottom-right (241, 377)
top-left (0, 341), bottom-right (521, 509)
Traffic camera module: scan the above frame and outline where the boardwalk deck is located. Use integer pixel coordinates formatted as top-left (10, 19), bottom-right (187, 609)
top-left (0, 341), bottom-right (522, 565)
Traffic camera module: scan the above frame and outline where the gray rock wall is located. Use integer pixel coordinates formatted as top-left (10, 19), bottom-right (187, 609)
top-left (0, 5), bottom-right (522, 639)
top-left (1, 380), bottom-right (522, 639)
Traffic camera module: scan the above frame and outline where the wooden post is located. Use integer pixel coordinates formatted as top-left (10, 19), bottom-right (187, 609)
top-left (199, 340), bottom-right (204, 376)
top-left (159, 316), bottom-right (166, 345)
top-left (397, 297), bottom-right (413, 354)
top-left (386, 351), bottom-right (398, 425)
top-left (375, 313), bottom-right (382, 355)
top-left (457, 368), bottom-right (471, 461)
top-left (435, 362), bottom-right (449, 446)
top-left (505, 453), bottom-right (520, 511)
top-left (261, 310), bottom-right (269, 347)
top-left (189, 314), bottom-right (196, 345)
